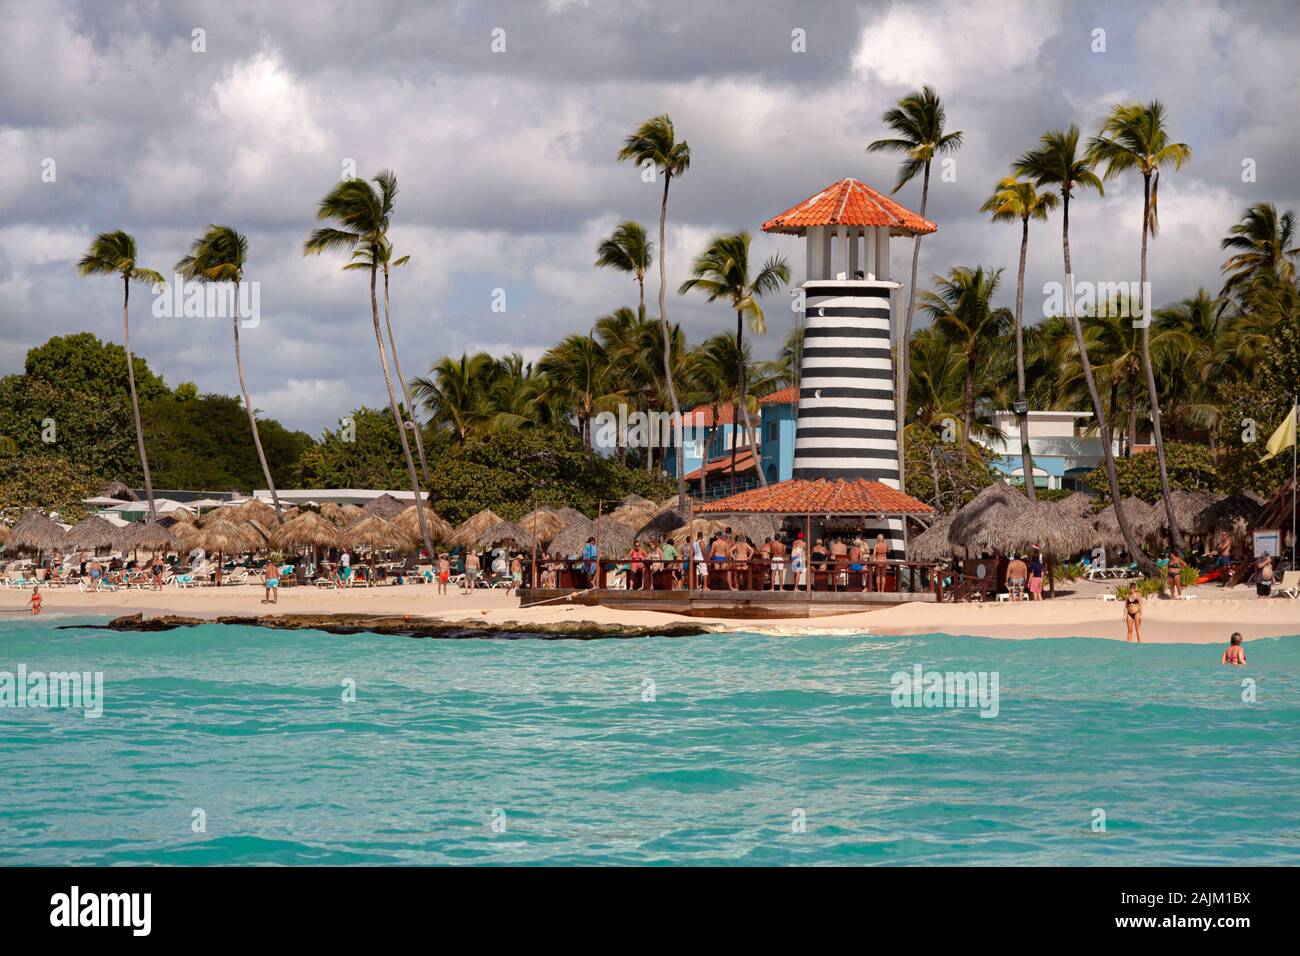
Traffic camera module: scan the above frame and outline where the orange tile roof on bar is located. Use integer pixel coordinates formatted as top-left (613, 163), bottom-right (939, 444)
top-left (697, 478), bottom-right (933, 515)
top-left (761, 177), bottom-right (937, 237)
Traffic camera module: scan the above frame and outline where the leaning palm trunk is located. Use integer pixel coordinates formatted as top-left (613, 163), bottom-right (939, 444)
top-left (382, 266), bottom-right (431, 484)
top-left (1139, 172), bottom-right (1184, 552)
top-left (897, 163), bottom-right (931, 493)
top-left (736, 310), bottom-right (769, 489)
top-left (370, 265), bottom-right (433, 559)
top-left (122, 277), bottom-right (156, 520)
top-left (658, 174), bottom-right (687, 508)
top-left (1014, 217), bottom-right (1035, 501)
top-left (231, 279), bottom-right (284, 522)
top-left (1059, 198), bottom-right (1153, 572)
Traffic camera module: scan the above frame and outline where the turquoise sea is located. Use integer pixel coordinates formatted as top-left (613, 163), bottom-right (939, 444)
top-left (1, 616), bottom-right (1298, 865)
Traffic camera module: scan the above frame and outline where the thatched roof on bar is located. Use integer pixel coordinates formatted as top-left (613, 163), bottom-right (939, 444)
top-left (392, 505), bottom-right (454, 543)
top-left (362, 493), bottom-right (407, 519)
top-left (697, 478), bottom-right (932, 515)
top-left (549, 516), bottom-right (634, 557)
top-left (65, 515), bottom-right (125, 551)
top-left (125, 521), bottom-right (183, 553)
top-left (5, 510), bottom-right (69, 553)
top-left (908, 513), bottom-right (955, 561)
top-left (271, 510), bottom-right (342, 551)
top-left (448, 509), bottom-right (504, 547)
top-left (98, 480), bottom-right (136, 501)
top-left (1195, 494), bottom-right (1262, 540)
top-left (342, 516), bottom-right (410, 552)
top-left (948, 483), bottom-right (1031, 552)
top-left (473, 520), bottom-right (533, 549)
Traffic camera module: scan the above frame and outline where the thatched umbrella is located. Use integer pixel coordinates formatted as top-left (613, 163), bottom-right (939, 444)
top-left (5, 510), bottom-right (69, 557)
top-left (1195, 494), bottom-right (1262, 543)
top-left (392, 505), bottom-right (454, 545)
top-left (636, 506), bottom-right (690, 542)
top-left (517, 507), bottom-right (569, 545)
top-left (125, 521), bottom-right (182, 554)
top-left (362, 493), bottom-right (406, 519)
top-left (909, 513), bottom-right (955, 562)
top-left (474, 520), bottom-right (532, 550)
top-left (342, 516), bottom-right (411, 583)
top-left (185, 518), bottom-right (260, 585)
top-left (319, 501), bottom-right (349, 526)
top-left (223, 498), bottom-right (279, 526)
top-left (1012, 500), bottom-right (1098, 559)
top-left (65, 515), bottom-right (125, 553)
top-left (240, 518), bottom-right (274, 550)
top-left (162, 508), bottom-right (196, 527)
top-left (608, 494), bottom-right (659, 528)
top-left (1163, 489), bottom-right (1216, 539)
top-left (665, 517), bottom-right (728, 549)
top-left (0, 524), bottom-right (9, 547)
top-left (449, 509), bottom-right (505, 548)
top-left (271, 510), bottom-right (343, 551)
top-left (550, 515), bottom-right (633, 558)
top-left (949, 482), bottom-right (1032, 553)
top-left (1095, 496), bottom-right (1161, 546)
top-left (1055, 492), bottom-right (1096, 519)
top-left (98, 480), bottom-right (137, 502)
top-left (340, 503), bottom-right (364, 523)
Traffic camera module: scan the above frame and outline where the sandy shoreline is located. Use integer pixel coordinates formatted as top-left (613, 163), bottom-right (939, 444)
top-left (9, 578), bottom-right (1299, 644)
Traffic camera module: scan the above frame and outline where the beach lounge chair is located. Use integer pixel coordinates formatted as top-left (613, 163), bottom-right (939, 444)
top-left (1275, 571), bottom-right (1300, 599)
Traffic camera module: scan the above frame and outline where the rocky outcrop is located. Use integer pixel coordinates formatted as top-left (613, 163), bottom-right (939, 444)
top-left (65, 612), bottom-right (710, 641)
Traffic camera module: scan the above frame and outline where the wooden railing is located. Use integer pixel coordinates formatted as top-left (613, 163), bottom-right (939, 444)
top-left (526, 557), bottom-right (942, 598)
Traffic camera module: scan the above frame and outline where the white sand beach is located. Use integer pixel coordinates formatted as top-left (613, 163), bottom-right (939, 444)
top-left (14, 579), bottom-right (1299, 644)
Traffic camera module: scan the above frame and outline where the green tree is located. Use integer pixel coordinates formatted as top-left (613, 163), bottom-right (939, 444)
top-left (595, 222), bottom-right (653, 321)
top-left (618, 114), bottom-right (692, 507)
top-left (867, 85), bottom-right (963, 490)
top-left (1219, 202), bottom-right (1298, 300)
top-left (1085, 442), bottom-right (1216, 504)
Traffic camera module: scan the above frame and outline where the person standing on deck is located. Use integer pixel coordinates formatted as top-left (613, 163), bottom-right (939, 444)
top-left (691, 533), bottom-right (705, 591)
top-left (769, 535), bottom-right (786, 591)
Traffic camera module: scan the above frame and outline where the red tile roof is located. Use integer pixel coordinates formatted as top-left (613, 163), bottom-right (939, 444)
top-left (759, 386), bottom-right (798, 406)
top-left (684, 450), bottom-right (756, 482)
top-left (762, 178), bottom-right (937, 237)
top-left (682, 404), bottom-right (736, 427)
top-left (697, 478), bottom-right (933, 515)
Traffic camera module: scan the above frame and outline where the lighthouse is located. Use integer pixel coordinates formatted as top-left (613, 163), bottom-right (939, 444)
top-left (761, 178), bottom-right (937, 559)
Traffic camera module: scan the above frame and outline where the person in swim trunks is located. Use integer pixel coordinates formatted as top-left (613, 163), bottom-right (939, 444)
top-left (1123, 585), bottom-right (1142, 642)
top-left (262, 561), bottom-right (279, 604)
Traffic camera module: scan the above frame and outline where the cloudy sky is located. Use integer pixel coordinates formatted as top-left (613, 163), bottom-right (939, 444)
top-left (3, 0), bottom-right (1297, 435)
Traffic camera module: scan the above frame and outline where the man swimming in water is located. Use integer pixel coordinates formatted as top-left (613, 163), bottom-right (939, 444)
top-left (1221, 632), bottom-right (1246, 666)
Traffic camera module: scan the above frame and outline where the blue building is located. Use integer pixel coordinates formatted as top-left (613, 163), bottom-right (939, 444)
top-left (661, 391), bottom-right (800, 499)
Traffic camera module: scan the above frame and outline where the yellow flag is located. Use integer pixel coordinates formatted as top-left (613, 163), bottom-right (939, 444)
top-left (1261, 406), bottom-right (1298, 461)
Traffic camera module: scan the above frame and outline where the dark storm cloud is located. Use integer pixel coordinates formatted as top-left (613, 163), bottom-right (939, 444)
top-left (2, 0), bottom-right (1296, 433)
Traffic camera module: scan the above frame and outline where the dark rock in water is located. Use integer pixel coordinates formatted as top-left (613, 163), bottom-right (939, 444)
top-left (62, 612), bottom-right (709, 640)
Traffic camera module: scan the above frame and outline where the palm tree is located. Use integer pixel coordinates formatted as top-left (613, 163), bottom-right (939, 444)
top-left (536, 334), bottom-right (613, 447)
top-left (596, 222), bottom-right (654, 321)
top-left (1219, 202), bottom-right (1299, 299)
top-left (411, 353), bottom-right (499, 443)
top-left (1089, 100), bottom-right (1193, 552)
top-left (345, 238), bottom-right (432, 484)
top-left (1015, 127), bottom-right (1154, 573)
top-left (980, 178), bottom-right (1058, 500)
top-left (303, 170), bottom-right (432, 559)
top-left (175, 225), bottom-right (285, 521)
top-left (618, 114), bottom-right (691, 506)
top-left (681, 335), bottom-right (737, 498)
top-left (679, 232), bottom-right (790, 488)
top-left (918, 266), bottom-right (1012, 458)
top-left (867, 85), bottom-right (963, 491)
top-left (77, 231), bottom-right (165, 520)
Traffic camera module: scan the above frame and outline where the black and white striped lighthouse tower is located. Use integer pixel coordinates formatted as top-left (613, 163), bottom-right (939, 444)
top-left (761, 178), bottom-right (937, 559)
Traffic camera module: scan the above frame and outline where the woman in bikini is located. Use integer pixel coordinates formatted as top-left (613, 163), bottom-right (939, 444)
top-left (1123, 585), bottom-right (1143, 643)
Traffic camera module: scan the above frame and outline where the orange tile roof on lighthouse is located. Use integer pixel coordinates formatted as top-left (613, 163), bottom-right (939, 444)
top-left (761, 177), bottom-right (937, 237)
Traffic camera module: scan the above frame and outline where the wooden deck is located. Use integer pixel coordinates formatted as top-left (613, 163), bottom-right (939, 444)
top-left (518, 587), bottom-right (935, 619)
